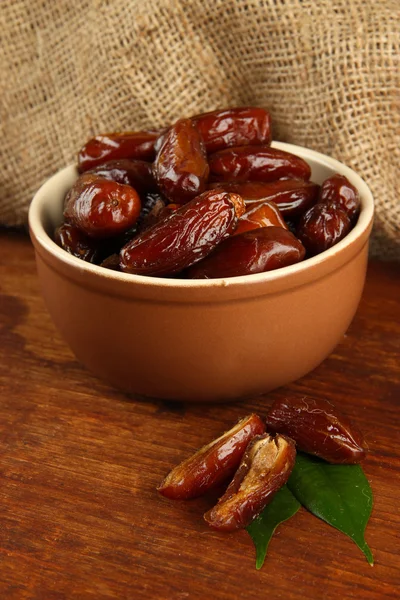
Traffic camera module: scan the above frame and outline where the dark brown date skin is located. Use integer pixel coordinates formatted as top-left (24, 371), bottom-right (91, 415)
top-left (77, 131), bottom-right (161, 173)
top-left (120, 189), bottom-right (245, 276)
top-left (265, 396), bottom-right (367, 464)
top-left (54, 223), bottom-right (102, 263)
top-left (187, 227), bottom-right (305, 279)
top-left (154, 119), bottom-right (209, 204)
top-left (208, 180), bottom-right (319, 219)
top-left (204, 434), bottom-right (296, 531)
top-left (87, 159), bottom-right (158, 194)
top-left (64, 174), bottom-right (141, 239)
top-left (319, 174), bottom-right (361, 223)
top-left (192, 107), bottom-right (272, 154)
top-left (208, 146), bottom-right (311, 183)
top-left (157, 414), bottom-right (265, 500)
top-left (234, 200), bottom-right (288, 236)
top-left (296, 202), bottom-right (351, 256)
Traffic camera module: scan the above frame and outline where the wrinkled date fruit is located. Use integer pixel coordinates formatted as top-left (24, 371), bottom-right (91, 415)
top-left (120, 189), bottom-right (245, 276)
top-left (154, 118), bottom-right (209, 203)
top-left (192, 107), bottom-right (272, 154)
top-left (77, 131), bottom-right (161, 172)
top-left (209, 180), bottom-right (319, 219)
top-left (204, 434), bottom-right (296, 531)
top-left (87, 159), bottom-right (158, 194)
top-left (265, 396), bottom-right (367, 464)
top-left (54, 223), bottom-right (102, 263)
top-left (234, 200), bottom-right (288, 236)
top-left (100, 253), bottom-right (121, 271)
top-left (209, 146), bottom-right (311, 183)
top-left (319, 174), bottom-right (361, 223)
top-left (64, 174), bottom-right (141, 239)
top-left (296, 202), bottom-right (351, 256)
top-left (157, 414), bottom-right (265, 500)
top-left (187, 227), bottom-right (305, 279)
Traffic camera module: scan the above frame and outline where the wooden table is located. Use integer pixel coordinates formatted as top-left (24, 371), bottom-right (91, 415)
top-left (1, 231), bottom-right (399, 600)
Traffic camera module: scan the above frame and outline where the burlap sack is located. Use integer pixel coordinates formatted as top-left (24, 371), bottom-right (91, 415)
top-left (1, 0), bottom-right (399, 258)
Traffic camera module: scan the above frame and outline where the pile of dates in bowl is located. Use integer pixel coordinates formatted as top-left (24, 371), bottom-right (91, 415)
top-left (56, 107), bottom-right (361, 279)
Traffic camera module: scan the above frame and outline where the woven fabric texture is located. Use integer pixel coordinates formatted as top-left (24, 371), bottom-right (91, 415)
top-left (1, 0), bottom-right (399, 258)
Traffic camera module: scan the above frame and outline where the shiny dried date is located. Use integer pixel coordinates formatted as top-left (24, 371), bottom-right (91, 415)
top-left (209, 180), bottom-right (319, 219)
top-left (64, 174), bottom-right (141, 239)
top-left (192, 107), bottom-right (272, 154)
top-left (234, 200), bottom-right (288, 236)
top-left (154, 118), bottom-right (209, 203)
top-left (120, 189), bottom-right (245, 276)
top-left (208, 146), bottom-right (311, 183)
top-left (204, 434), bottom-right (296, 531)
top-left (296, 202), bottom-right (351, 256)
top-left (54, 223), bottom-right (102, 263)
top-left (187, 227), bottom-right (305, 279)
top-left (319, 174), bottom-right (361, 223)
top-left (77, 131), bottom-right (161, 173)
top-left (87, 159), bottom-right (158, 194)
top-left (265, 396), bottom-right (367, 464)
top-left (157, 414), bottom-right (265, 500)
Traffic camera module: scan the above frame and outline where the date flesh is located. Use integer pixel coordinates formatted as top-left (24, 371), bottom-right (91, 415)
top-left (265, 396), bottom-right (367, 464)
top-left (78, 131), bottom-right (161, 172)
top-left (154, 119), bottom-right (209, 203)
top-left (319, 174), bottom-right (361, 223)
top-left (54, 223), bottom-right (102, 263)
top-left (87, 159), bottom-right (158, 194)
top-left (234, 200), bottom-right (288, 236)
top-left (296, 203), bottom-right (351, 256)
top-left (204, 434), bottom-right (296, 531)
top-left (157, 414), bottom-right (265, 500)
top-left (187, 227), bottom-right (305, 279)
top-left (63, 174), bottom-right (141, 239)
top-left (192, 107), bottom-right (272, 154)
top-left (209, 146), bottom-right (311, 183)
top-left (120, 189), bottom-right (245, 276)
top-left (209, 180), bottom-right (319, 219)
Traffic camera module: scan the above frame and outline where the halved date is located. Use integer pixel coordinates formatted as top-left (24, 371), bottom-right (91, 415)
top-left (265, 396), bottom-right (367, 464)
top-left (187, 227), bottom-right (305, 279)
top-left (54, 223), bottom-right (102, 263)
top-left (120, 189), bottom-right (245, 276)
top-left (154, 118), bottom-right (209, 203)
top-left (208, 146), bottom-right (311, 183)
top-left (157, 414), bottom-right (265, 500)
top-left (319, 174), bottom-right (361, 223)
top-left (234, 200), bottom-right (287, 236)
top-left (204, 434), bottom-right (296, 531)
top-left (77, 131), bottom-right (161, 172)
top-left (209, 180), bottom-right (319, 219)
top-left (192, 107), bottom-right (272, 154)
top-left (64, 174), bottom-right (141, 239)
top-left (87, 159), bottom-right (158, 194)
top-left (296, 203), bottom-right (351, 256)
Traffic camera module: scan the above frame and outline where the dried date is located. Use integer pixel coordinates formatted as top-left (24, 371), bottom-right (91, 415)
top-left (64, 174), bottom-right (141, 239)
top-left (187, 227), bottom-right (305, 279)
top-left (157, 414), bottom-right (265, 500)
top-left (87, 159), bottom-right (158, 194)
top-left (209, 146), bottom-right (311, 183)
top-left (120, 189), bottom-right (245, 276)
top-left (234, 200), bottom-right (287, 236)
top-left (296, 203), bottom-right (351, 256)
top-left (265, 396), bottom-right (367, 464)
top-left (154, 118), bottom-right (209, 203)
top-left (319, 174), bottom-right (361, 223)
top-left (204, 434), bottom-right (296, 531)
top-left (54, 223), bottom-right (102, 263)
top-left (192, 107), bottom-right (272, 154)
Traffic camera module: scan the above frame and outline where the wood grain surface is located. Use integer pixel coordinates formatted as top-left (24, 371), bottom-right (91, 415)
top-left (1, 230), bottom-right (399, 600)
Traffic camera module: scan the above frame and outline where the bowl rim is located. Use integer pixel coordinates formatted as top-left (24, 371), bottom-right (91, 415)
top-left (29, 141), bottom-right (374, 290)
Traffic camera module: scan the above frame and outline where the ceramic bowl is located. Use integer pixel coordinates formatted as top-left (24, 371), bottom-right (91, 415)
top-left (29, 142), bottom-right (374, 402)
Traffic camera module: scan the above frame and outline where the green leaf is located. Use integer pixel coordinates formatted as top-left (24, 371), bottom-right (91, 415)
top-left (246, 485), bottom-right (301, 569)
top-left (287, 453), bottom-right (374, 565)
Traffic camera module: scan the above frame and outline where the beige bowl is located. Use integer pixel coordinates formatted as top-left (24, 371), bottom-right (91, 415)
top-left (29, 142), bottom-right (374, 402)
